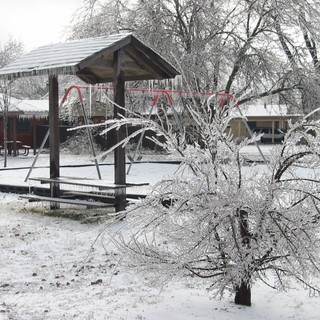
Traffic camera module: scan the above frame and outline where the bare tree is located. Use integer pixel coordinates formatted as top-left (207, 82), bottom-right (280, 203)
top-left (69, 0), bottom-right (320, 112)
top-left (65, 0), bottom-right (320, 307)
top-left (0, 38), bottom-right (24, 167)
top-left (0, 37), bottom-right (23, 68)
top-left (0, 85), bottom-right (10, 167)
top-left (70, 0), bottom-right (131, 39)
top-left (98, 96), bottom-right (320, 307)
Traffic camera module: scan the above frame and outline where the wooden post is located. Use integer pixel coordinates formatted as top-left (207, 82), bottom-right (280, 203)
top-left (32, 116), bottom-right (36, 155)
top-left (272, 120), bottom-right (275, 144)
top-left (113, 49), bottom-right (126, 212)
top-left (12, 116), bottom-right (17, 156)
top-left (48, 74), bottom-right (60, 209)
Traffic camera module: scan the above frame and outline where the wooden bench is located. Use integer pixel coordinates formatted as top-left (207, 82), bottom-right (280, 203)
top-left (0, 144), bottom-right (31, 156)
top-left (29, 176), bottom-right (148, 190)
top-left (63, 190), bottom-right (115, 201)
top-left (20, 194), bottom-right (114, 208)
top-left (26, 176), bottom-right (149, 208)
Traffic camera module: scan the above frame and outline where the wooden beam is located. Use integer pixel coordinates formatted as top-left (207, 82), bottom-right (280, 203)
top-left (76, 68), bottom-right (100, 85)
top-left (32, 116), bottom-right (36, 155)
top-left (12, 116), bottom-right (17, 157)
top-left (78, 71), bottom-right (161, 84)
top-left (123, 46), bottom-right (167, 80)
top-left (85, 59), bottom-right (141, 71)
top-left (77, 35), bottom-right (132, 70)
top-left (20, 194), bottom-right (113, 208)
top-left (113, 49), bottom-right (126, 212)
top-left (48, 74), bottom-right (60, 209)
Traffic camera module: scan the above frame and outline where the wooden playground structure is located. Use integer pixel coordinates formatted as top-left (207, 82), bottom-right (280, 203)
top-left (0, 33), bottom-right (180, 211)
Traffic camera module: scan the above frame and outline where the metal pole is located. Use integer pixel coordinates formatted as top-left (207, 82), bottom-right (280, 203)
top-left (126, 104), bottom-right (154, 175)
top-left (24, 129), bottom-right (50, 182)
top-left (237, 107), bottom-right (267, 163)
top-left (79, 99), bottom-right (102, 180)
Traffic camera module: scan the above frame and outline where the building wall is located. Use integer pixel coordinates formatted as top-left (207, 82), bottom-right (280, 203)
top-left (0, 117), bottom-right (47, 148)
top-left (229, 117), bottom-right (293, 140)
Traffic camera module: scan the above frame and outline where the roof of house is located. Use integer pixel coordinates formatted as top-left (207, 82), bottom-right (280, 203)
top-left (241, 104), bottom-right (287, 117)
top-left (0, 94), bottom-right (48, 118)
top-left (234, 104), bottom-right (300, 118)
top-left (0, 33), bottom-right (180, 84)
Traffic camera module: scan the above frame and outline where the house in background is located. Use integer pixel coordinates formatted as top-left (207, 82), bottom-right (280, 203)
top-left (228, 103), bottom-right (301, 143)
top-left (0, 94), bottom-right (49, 154)
top-left (2, 91), bottom-right (300, 153)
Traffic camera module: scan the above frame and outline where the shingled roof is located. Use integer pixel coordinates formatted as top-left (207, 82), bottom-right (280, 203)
top-left (0, 33), bottom-right (180, 84)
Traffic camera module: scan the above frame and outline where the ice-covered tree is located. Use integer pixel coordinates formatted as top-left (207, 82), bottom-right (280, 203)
top-left (0, 38), bottom-right (23, 68)
top-left (100, 95), bottom-right (320, 306)
top-left (0, 38), bottom-right (24, 166)
top-left (70, 0), bottom-right (320, 112)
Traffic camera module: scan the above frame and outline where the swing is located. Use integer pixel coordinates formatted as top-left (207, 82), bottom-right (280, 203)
top-left (25, 86), bottom-right (102, 182)
top-left (126, 90), bottom-right (149, 170)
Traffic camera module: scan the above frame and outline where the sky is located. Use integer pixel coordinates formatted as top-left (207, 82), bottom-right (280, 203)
top-left (0, 0), bottom-right (82, 52)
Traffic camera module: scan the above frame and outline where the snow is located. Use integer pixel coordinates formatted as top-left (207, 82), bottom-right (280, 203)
top-left (239, 104), bottom-right (290, 117)
top-left (0, 147), bottom-right (319, 319)
top-left (0, 94), bottom-right (48, 118)
top-left (0, 34), bottom-right (133, 78)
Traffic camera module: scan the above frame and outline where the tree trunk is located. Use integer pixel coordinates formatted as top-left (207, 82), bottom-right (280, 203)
top-left (235, 209), bottom-right (252, 306)
top-left (3, 88), bottom-right (9, 168)
top-left (235, 282), bottom-right (251, 306)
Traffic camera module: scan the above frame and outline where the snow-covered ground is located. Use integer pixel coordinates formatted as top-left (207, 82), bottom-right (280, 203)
top-left (0, 146), bottom-right (319, 319)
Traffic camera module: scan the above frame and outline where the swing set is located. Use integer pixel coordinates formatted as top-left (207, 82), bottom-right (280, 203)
top-left (54, 85), bottom-right (267, 169)
top-left (25, 85), bottom-right (266, 204)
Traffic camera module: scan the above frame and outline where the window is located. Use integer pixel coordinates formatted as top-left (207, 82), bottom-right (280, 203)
top-left (247, 121), bottom-right (256, 129)
top-left (17, 119), bottom-right (29, 132)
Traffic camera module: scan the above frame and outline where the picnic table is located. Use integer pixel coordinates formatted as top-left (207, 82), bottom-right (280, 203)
top-left (23, 176), bottom-right (149, 208)
top-left (0, 141), bottom-right (30, 156)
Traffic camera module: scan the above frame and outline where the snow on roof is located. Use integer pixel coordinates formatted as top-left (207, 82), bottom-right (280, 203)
top-left (0, 94), bottom-right (48, 118)
top-left (0, 33), bottom-right (131, 78)
top-left (0, 33), bottom-right (180, 84)
top-left (236, 104), bottom-right (299, 117)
